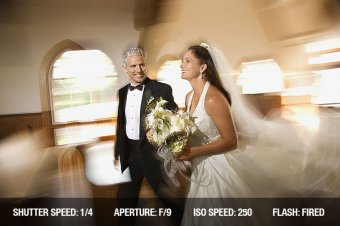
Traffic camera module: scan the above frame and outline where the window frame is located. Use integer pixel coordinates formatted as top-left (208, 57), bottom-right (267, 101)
top-left (40, 40), bottom-right (117, 146)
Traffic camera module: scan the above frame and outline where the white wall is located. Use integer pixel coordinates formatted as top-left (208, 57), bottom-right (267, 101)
top-left (143, 0), bottom-right (339, 76)
top-left (143, 0), bottom-right (271, 72)
top-left (0, 0), bottom-right (139, 115)
top-left (1, 0), bottom-right (338, 114)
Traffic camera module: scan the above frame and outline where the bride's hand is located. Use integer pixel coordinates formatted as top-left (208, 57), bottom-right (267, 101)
top-left (178, 147), bottom-right (193, 161)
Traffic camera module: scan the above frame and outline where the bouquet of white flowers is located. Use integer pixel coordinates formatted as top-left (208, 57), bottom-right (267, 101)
top-left (145, 97), bottom-right (195, 186)
top-left (145, 97), bottom-right (196, 156)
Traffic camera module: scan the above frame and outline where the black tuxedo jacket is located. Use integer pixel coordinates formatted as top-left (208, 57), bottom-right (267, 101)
top-left (114, 77), bottom-right (177, 172)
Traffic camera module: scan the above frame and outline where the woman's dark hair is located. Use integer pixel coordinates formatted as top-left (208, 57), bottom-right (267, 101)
top-left (188, 45), bottom-right (232, 105)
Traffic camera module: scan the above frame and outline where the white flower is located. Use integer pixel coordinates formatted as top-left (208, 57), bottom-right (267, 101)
top-left (200, 42), bottom-right (210, 50)
top-left (145, 97), bottom-right (196, 156)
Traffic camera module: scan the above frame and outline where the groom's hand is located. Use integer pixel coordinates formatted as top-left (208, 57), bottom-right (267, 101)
top-left (113, 159), bottom-right (120, 171)
top-left (146, 129), bottom-right (154, 142)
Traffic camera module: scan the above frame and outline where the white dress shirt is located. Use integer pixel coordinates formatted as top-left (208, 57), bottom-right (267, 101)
top-left (125, 84), bottom-right (144, 140)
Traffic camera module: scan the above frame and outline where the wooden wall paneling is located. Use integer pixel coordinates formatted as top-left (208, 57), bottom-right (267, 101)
top-left (0, 113), bottom-right (43, 139)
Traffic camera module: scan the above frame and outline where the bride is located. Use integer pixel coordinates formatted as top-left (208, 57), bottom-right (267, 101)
top-left (177, 43), bottom-right (340, 226)
top-left (178, 44), bottom-right (273, 198)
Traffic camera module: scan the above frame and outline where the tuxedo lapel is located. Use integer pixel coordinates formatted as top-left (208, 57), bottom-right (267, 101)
top-left (140, 78), bottom-right (152, 140)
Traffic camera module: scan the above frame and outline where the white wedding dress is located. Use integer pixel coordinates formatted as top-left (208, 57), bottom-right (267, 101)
top-left (181, 81), bottom-right (267, 226)
top-left (180, 81), bottom-right (340, 226)
top-left (184, 81), bottom-right (266, 198)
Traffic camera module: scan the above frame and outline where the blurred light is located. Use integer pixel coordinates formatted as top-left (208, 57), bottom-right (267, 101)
top-left (282, 105), bottom-right (320, 132)
top-left (308, 52), bottom-right (340, 65)
top-left (53, 101), bottom-right (118, 123)
top-left (311, 68), bottom-right (340, 105)
top-left (157, 60), bottom-right (191, 108)
top-left (282, 72), bottom-right (315, 98)
top-left (53, 50), bottom-right (117, 79)
top-left (282, 87), bottom-right (313, 96)
top-left (240, 59), bottom-right (284, 94)
top-left (54, 123), bottom-right (115, 146)
top-left (50, 50), bottom-right (119, 146)
top-left (0, 130), bottom-right (45, 197)
top-left (83, 142), bottom-right (131, 186)
top-left (305, 38), bottom-right (340, 53)
top-left (51, 50), bottom-right (119, 126)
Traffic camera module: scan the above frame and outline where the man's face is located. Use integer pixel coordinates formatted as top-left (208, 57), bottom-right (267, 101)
top-left (123, 55), bottom-right (147, 85)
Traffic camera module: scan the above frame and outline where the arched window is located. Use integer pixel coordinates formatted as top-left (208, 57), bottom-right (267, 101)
top-left (50, 50), bottom-right (118, 145)
top-left (50, 50), bottom-right (118, 123)
top-left (154, 55), bottom-right (191, 108)
top-left (40, 40), bottom-right (119, 146)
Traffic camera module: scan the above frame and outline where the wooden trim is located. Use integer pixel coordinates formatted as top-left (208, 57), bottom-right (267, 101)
top-left (52, 118), bottom-right (117, 129)
top-left (0, 112), bottom-right (42, 117)
top-left (309, 62), bottom-right (340, 70)
top-left (39, 39), bottom-right (84, 112)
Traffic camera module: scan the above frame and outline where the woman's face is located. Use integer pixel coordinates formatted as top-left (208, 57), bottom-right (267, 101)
top-left (180, 50), bottom-right (203, 81)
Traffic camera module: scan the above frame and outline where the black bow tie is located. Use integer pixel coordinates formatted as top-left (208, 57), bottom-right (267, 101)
top-left (129, 84), bottom-right (143, 91)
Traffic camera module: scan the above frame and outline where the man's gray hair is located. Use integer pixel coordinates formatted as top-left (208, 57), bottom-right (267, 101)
top-left (122, 47), bottom-right (146, 65)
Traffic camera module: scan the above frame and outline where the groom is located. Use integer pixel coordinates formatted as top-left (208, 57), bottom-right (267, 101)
top-left (114, 47), bottom-right (183, 225)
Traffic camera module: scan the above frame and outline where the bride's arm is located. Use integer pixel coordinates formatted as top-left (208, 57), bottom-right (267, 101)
top-left (179, 87), bottom-right (237, 160)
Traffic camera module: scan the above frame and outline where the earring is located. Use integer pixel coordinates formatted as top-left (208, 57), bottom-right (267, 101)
top-left (200, 72), bottom-right (204, 79)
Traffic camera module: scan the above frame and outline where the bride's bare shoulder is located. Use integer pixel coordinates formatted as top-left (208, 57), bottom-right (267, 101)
top-left (205, 85), bottom-right (229, 107)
